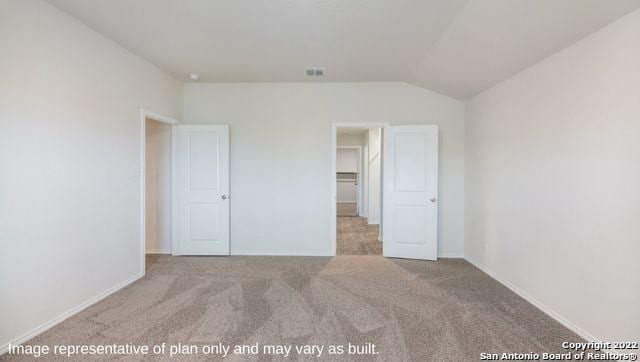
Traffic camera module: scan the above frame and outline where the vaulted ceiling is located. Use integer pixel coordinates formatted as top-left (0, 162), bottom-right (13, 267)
top-left (47, 0), bottom-right (640, 99)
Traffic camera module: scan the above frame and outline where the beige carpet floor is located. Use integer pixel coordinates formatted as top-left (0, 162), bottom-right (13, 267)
top-left (337, 217), bottom-right (381, 255)
top-left (336, 203), bottom-right (357, 217)
top-left (3, 255), bottom-right (581, 361)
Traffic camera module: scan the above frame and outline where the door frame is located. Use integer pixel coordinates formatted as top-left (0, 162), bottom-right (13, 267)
top-left (331, 122), bottom-right (388, 256)
top-left (140, 109), bottom-right (180, 275)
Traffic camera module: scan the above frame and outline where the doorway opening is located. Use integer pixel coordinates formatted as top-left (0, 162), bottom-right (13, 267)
top-left (145, 117), bottom-right (172, 255)
top-left (140, 110), bottom-right (179, 273)
top-left (333, 125), bottom-right (384, 255)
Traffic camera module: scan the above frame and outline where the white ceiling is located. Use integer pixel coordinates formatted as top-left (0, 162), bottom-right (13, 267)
top-left (411, 0), bottom-right (640, 98)
top-left (47, 0), bottom-right (640, 99)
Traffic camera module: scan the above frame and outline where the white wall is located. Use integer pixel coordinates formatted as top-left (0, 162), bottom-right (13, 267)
top-left (145, 119), bottom-right (172, 254)
top-left (336, 148), bottom-right (359, 173)
top-left (183, 82), bottom-right (465, 256)
top-left (465, 9), bottom-right (640, 342)
top-left (367, 128), bottom-right (382, 225)
top-left (0, 0), bottom-right (182, 352)
top-left (337, 133), bottom-right (366, 147)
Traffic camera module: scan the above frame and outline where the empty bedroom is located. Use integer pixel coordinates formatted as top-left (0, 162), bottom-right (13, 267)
top-left (1, 0), bottom-right (638, 360)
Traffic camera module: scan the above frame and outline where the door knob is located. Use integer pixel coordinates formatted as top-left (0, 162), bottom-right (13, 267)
top-left (221, 194), bottom-right (228, 200)
top-left (430, 197), bottom-right (437, 203)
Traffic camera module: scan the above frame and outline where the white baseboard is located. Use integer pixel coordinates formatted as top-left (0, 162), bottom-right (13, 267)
top-left (145, 249), bottom-right (171, 254)
top-left (464, 256), bottom-right (597, 342)
top-left (0, 272), bottom-right (144, 356)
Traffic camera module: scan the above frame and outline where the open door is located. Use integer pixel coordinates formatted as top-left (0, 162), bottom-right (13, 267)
top-left (383, 125), bottom-right (438, 260)
top-left (172, 125), bottom-right (229, 255)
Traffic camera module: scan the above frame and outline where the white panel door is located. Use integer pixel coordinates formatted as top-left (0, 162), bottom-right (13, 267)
top-left (173, 125), bottom-right (229, 255)
top-left (383, 125), bottom-right (438, 260)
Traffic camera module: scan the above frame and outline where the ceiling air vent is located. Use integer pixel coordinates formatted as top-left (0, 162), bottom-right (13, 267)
top-left (305, 68), bottom-right (325, 77)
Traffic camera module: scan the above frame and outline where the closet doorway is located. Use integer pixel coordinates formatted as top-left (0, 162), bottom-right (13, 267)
top-left (333, 125), bottom-right (384, 255)
top-left (336, 146), bottom-right (361, 216)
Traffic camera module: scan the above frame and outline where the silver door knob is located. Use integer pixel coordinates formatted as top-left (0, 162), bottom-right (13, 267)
top-left (430, 197), bottom-right (437, 203)
top-left (221, 194), bottom-right (228, 200)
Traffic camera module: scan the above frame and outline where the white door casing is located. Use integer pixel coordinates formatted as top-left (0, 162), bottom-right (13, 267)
top-left (173, 125), bottom-right (229, 255)
top-left (383, 125), bottom-right (438, 260)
